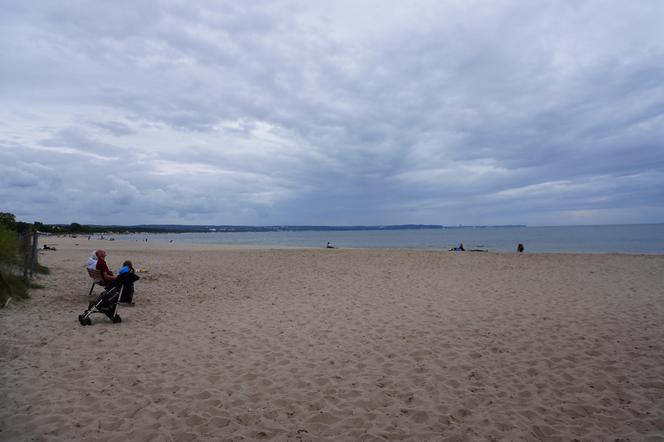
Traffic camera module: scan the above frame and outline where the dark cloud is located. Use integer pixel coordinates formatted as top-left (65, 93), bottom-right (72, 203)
top-left (1, 1), bottom-right (663, 225)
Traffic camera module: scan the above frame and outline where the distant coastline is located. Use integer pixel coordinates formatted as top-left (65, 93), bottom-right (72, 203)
top-left (80, 224), bottom-right (527, 234)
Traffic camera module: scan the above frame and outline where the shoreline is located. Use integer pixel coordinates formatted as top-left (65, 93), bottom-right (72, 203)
top-left (40, 234), bottom-right (664, 256)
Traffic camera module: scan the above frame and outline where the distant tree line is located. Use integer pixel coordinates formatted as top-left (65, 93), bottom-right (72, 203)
top-left (31, 222), bottom-right (453, 234)
top-left (33, 222), bottom-right (173, 234)
top-left (34, 221), bottom-right (106, 234)
top-left (1, 214), bottom-right (92, 235)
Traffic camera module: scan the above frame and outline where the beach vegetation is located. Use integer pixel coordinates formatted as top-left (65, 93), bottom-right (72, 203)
top-left (0, 225), bottom-right (18, 265)
top-left (0, 212), bottom-right (17, 231)
top-left (1, 273), bottom-right (31, 306)
top-left (0, 224), bottom-right (25, 306)
top-left (0, 215), bottom-right (48, 307)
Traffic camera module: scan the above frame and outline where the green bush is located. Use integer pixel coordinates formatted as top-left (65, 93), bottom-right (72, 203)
top-left (0, 273), bottom-right (30, 306)
top-left (0, 225), bottom-right (24, 307)
top-left (0, 225), bottom-right (18, 265)
top-left (0, 212), bottom-right (17, 231)
top-left (0, 217), bottom-right (49, 307)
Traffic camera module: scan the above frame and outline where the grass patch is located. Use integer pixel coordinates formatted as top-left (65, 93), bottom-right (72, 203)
top-left (0, 272), bottom-right (31, 307)
top-left (36, 264), bottom-right (50, 275)
top-left (30, 282), bottom-right (45, 289)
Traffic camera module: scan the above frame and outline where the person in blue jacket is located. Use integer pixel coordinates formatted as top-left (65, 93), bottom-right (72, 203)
top-left (117, 260), bottom-right (139, 304)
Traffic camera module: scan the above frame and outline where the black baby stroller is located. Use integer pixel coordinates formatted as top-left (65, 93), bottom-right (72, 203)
top-left (78, 272), bottom-right (140, 326)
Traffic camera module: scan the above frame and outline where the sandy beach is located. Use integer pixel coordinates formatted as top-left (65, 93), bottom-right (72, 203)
top-left (1, 237), bottom-right (663, 441)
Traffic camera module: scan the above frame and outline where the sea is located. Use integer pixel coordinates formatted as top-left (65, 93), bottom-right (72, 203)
top-left (117, 224), bottom-right (664, 254)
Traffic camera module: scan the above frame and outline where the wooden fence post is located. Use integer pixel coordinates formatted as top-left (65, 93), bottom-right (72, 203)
top-left (30, 228), bottom-right (39, 277)
top-left (22, 227), bottom-right (32, 280)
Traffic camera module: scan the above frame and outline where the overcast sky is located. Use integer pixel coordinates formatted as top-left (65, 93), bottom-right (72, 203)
top-left (1, 1), bottom-right (663, 226)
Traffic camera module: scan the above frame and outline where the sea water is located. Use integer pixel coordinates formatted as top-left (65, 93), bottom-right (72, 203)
top-left (118, 224), bottom-right (664, 254)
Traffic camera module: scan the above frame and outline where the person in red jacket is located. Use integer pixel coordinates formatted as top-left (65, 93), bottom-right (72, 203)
top-left (95, 250), bottom-right (117, 284)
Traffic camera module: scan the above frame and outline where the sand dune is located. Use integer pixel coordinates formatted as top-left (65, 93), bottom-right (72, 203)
top-left (1, 237), bottom-right (663, 441)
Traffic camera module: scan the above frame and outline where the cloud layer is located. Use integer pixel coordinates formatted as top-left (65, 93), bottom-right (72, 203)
top-left (2, 0), bottom-right (663, 225)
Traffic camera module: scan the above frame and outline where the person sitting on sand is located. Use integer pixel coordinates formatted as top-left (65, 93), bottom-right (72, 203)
top-left (326, 242), bottom-right (335, 249)
top-left (517, 243), bottom-right (524, 253)
top-left (450, 243), bottom-right (465, 252)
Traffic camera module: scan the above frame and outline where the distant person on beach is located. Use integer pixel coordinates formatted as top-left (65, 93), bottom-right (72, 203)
top-left (326, 242), bottom-right (335, 249)
top-left (517, 243), bottom-right (525, 253)
top-left (450, 243), bottom-right (465, 251)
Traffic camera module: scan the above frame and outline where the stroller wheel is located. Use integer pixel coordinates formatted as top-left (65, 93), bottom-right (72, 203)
top-left (85, 317), bottom-right (92, 326)
top-left (78, 315), bottom-right (86, 326)
top-left (112, 315), bottom-right (122, 324)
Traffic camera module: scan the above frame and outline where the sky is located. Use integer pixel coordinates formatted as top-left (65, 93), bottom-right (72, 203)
top-left (1, 0), bottom-right (663, 226)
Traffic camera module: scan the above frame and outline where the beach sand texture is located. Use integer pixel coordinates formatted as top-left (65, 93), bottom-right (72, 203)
top-left (1, 238), bottom-right (664, 441)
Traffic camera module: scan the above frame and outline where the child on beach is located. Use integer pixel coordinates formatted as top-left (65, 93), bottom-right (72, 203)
top-left (118, 260), bottom-right (135, 275)
top-left (116, 260), bottom-right (138, 305)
